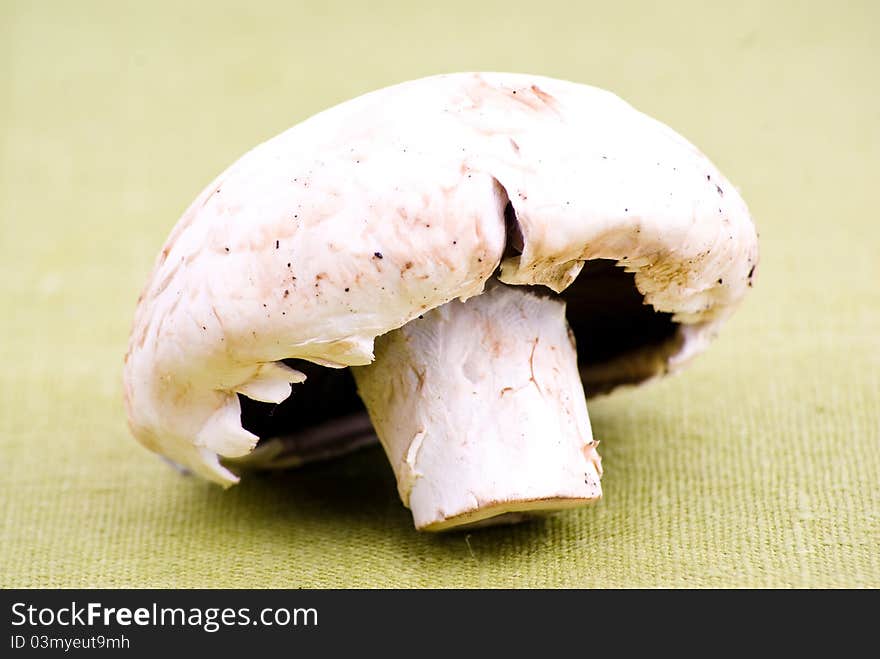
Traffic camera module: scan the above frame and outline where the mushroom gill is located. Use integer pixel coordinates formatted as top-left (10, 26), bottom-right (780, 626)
top-left (238, 262), bottom-right (679, 465)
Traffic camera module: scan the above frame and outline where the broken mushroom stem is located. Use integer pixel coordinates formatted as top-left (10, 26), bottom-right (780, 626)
top-left (352, 282), bottom-right (603, 531)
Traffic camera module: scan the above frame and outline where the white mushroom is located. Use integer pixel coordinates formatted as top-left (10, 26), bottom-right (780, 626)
top-left (124, 72), bottom-right (758, 531)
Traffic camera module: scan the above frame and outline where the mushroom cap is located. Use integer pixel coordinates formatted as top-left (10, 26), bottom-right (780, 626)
top-left (124, 72), bottom-right (758, 485)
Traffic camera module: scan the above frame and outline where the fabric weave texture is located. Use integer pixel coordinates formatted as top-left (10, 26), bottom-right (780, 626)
top-left (1, 0), bottom-right (877, 588)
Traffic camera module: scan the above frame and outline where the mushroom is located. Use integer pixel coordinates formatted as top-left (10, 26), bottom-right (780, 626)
top-left (124, 72), bottom-right (758, 531)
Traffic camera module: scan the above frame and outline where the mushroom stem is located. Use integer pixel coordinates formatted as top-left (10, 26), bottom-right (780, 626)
top-left (352, 283), bottom-right (602, 531)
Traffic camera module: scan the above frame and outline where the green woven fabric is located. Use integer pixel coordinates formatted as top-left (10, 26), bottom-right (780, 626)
top-left (1, 0), bottom-right (877, 588)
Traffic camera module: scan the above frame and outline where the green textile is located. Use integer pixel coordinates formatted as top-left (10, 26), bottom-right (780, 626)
top-left (1, 0), bottom-right (877, 588)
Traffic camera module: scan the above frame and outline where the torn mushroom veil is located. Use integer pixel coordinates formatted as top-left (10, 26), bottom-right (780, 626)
top-left (124, 72), bottom-right (758, 531)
